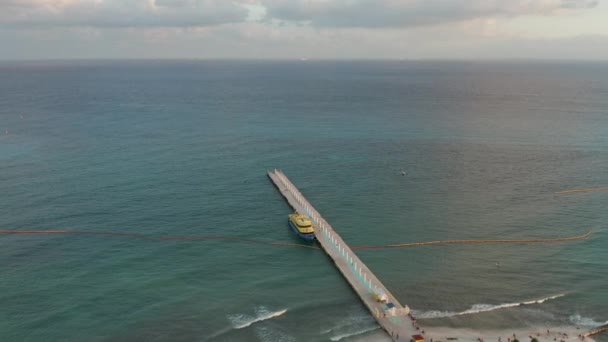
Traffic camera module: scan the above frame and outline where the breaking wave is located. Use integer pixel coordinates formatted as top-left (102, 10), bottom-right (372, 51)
top-left (569, 314), bottom-right (608, 328)
top-left (414, 293), bottom-right (566, 319)
top-left (330, 326), bottom-right (380, 341)
top-left (228, 307), bottom-right (288, 330)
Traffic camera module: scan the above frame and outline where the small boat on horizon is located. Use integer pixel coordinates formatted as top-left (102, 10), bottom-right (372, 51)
top-left (288, 212), bottom-right (315, 241)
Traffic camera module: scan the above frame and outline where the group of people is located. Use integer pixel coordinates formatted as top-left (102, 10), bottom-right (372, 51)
top-left (407, 313), bottom-right (425, 333)
top-left (495, 329), bottom-right (587, 342)
top-left (546, 329), bottom-right (586, 341)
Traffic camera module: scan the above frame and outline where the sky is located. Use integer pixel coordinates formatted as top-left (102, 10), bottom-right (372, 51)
top-left (1, 0), bottom-right (608, 60)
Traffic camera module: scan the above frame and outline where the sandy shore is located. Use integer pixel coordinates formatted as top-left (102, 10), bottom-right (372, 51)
top-left (347, 326), bottom-right (596, 342)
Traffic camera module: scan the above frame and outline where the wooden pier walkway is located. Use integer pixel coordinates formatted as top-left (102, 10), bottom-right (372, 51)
top-left (268, 169), bottom-right (422, 342)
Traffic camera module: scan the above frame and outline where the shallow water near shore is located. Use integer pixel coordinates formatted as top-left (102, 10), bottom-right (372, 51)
top-left (1, 60), bottom-right (607, 341)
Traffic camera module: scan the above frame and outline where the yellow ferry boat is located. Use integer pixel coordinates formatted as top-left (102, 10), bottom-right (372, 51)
top-left (288, 212), bottom-right (315, 241)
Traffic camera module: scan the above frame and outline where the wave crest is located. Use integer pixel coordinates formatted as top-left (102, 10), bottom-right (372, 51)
top-left (228, 307), bottom-right (288, 330)
top-left (330, 327), bottom-right (380, 341)
top-left (414, 293), bottom-right (566, 319)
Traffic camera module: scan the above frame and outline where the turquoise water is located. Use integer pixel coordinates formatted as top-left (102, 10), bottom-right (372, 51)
top-left (0, 60), bottom-right (607, 341)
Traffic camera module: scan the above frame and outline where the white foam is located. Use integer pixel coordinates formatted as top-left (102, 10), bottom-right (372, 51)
top-left (414, 293), bottom-right (566, 319)
top-left (228, 307), bottom-right (288, 330)
top-left (330, 326), bottom-right (380, 341)
top-left (569, 314), bottom-right (608, 328)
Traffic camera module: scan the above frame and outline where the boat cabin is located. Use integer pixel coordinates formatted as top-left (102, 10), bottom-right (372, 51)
top-left (412, 334), bottom-right (425, 342)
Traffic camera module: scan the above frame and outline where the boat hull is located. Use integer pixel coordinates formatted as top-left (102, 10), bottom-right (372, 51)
top-left (288, 220), bottom-right (316, 241)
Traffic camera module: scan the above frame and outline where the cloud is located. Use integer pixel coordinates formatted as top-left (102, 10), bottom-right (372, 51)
top-left (0, 0), bottom-right (605, 60)
top-left (260, 0), bottom-right (599, 28)
top-left (3, 19), bottom-right (607, 60)
top-left (0, 0), bottom-right (252, 28)
top-left (0, 0), bottom-right (599, 29)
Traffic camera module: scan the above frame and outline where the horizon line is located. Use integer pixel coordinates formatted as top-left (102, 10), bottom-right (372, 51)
top-left (2, 57), bottom-right (608, 63)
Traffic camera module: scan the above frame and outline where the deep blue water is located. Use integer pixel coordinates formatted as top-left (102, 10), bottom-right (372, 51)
top-left (1, 60), bottom-right (607, 342)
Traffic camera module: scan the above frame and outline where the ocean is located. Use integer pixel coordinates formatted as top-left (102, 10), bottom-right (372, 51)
top-left (0, 60), bottom-right (607, 342)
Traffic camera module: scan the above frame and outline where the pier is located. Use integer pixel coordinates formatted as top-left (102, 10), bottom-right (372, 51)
top-left (268, 169), bottom-right (422, 341)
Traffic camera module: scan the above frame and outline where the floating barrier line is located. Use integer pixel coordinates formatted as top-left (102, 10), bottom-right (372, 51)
top-left (0, 229), bottom-right (590, 251)
top-left (268, 242), bottom-right (321, 250)
top-left (351, 230), bottom-right (592, 249)
top-left (556, 186), bottom-right (608, 194)
top-left (0, 229), bottom-right (320, 250)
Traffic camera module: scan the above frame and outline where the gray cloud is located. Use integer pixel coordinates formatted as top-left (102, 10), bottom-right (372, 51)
top-left (0, 0), bottom-right (251, 28)
top-left (2, 22), bottom-right (607, 60)
top-left (0, 0), bottom-right (606, 61)
top-left (561, 0), bottom-right (598, 8)
top-left (260, 0), bottom-right (599, 28)
top-left (0, 0), bottom-right (599, 29)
